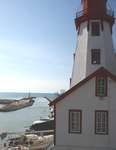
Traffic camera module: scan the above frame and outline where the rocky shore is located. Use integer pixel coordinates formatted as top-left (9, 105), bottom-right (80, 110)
top-left (0, 131), bottom-right (54, 150)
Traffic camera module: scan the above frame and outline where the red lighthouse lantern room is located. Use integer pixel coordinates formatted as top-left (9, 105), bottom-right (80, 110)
top-left (75, 0), bottom-right (115, 31)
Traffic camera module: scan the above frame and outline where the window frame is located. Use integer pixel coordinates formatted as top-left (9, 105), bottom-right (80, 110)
top-left (91, 49), bottom-right (101, 65)
top-left (91, 22), bottom-right (100, 36)
top-left (95, 76), bottom-right (107, 97)
top-left (95, 110), bottom-right (109, 135)
top-left (69, 110), bottom-right (82, 134)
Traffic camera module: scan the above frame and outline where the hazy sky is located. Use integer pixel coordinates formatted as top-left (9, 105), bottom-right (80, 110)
top-left (0, 0), bottom-right (115, 93)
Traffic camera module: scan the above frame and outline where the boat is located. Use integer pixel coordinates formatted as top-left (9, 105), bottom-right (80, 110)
top-left (0, 96), bottom-right (36, 112)
top-left (30, 118), bottom-right (54, 132)
top-left (0, 99), bottom-right (16, 104)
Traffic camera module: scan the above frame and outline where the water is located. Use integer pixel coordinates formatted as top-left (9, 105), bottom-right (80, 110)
top-left (0, 92), bottom-right (56, 133)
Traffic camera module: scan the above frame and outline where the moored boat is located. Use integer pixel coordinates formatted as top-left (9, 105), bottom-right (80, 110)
top-left (0, 96), bottom-right (36, 112)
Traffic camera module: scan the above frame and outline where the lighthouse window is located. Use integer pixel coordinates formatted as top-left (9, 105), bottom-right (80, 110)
top-left (91, 22), bottom-right (100, 36)
top-left (95, 111), bottom-right (108, 135)
top-left (91, 49), bottom-right (100, 64)
top-left (69, 110), bottom-right (82, 134)
top-left (96, 77), bottom-right (107, 97)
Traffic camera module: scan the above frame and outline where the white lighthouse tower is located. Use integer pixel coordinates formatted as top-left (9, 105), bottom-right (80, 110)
top-left (71, 0), bottom-right (116, 87)
top-left (50, 1), bottom-right (116, 150)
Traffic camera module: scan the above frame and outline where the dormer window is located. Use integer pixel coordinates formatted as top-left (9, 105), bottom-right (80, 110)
top-left (91, 22), bottom-right (100, 36)
top-left (96, 76), bottom-right (107, 97)
top-left (91, 49), bottom-right (101, 64)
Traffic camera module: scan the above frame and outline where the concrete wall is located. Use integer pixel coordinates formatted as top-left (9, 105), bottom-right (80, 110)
top-left (54, 77), bottom-right (116, 150)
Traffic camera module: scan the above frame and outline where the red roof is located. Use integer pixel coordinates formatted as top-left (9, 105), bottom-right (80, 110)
top-left (50, 67), bottom-right (116, 106)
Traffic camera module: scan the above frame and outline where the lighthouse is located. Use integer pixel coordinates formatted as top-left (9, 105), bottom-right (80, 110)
top-left (50, 0), bottom-right (116, 150)
top-left (71, 0), bottom-right (116, 87)
top-left (50, 1), bottom-right (116, 150)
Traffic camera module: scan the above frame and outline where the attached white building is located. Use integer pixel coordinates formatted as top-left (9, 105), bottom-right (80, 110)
top-left (50, 0), bottom-right (116, 150)
top-left (50, 68), bottom-right (116, 150)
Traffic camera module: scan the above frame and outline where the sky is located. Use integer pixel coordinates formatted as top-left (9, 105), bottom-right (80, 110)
top-left (0, 0), bottom-right (115, 93)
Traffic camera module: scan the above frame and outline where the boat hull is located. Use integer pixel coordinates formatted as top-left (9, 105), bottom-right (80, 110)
top-left (0, 99), bottom-right (35, 112)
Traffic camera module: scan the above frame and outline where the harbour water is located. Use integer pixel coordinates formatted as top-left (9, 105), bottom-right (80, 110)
top-left (0, 92), bottom-right (56, 133)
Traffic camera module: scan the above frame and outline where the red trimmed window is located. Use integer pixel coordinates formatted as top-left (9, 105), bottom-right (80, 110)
top-left (91, 22), bottom-right (100, 36)
top-left (91, 49), bottom-right (100, 64)
top-left (69, 110), bottom-right (82, 134)
top-left (95, 111), bottom-right (108, 135)
top-left (96, 76), bottom-right (107, 97)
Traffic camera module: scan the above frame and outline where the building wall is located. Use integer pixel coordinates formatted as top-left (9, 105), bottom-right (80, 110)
top-left (54, 77), bottom-right (116, 150)
top-left (71, 21), bottom-right (88, 87)
top-left (71, 20), bottom-right (116, 87)
top-left (86, 20), bottom-right (116, 76)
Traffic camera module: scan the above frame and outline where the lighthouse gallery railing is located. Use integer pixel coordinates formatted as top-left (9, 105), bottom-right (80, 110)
top-left (76, 9), bottom-right (114, 18)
